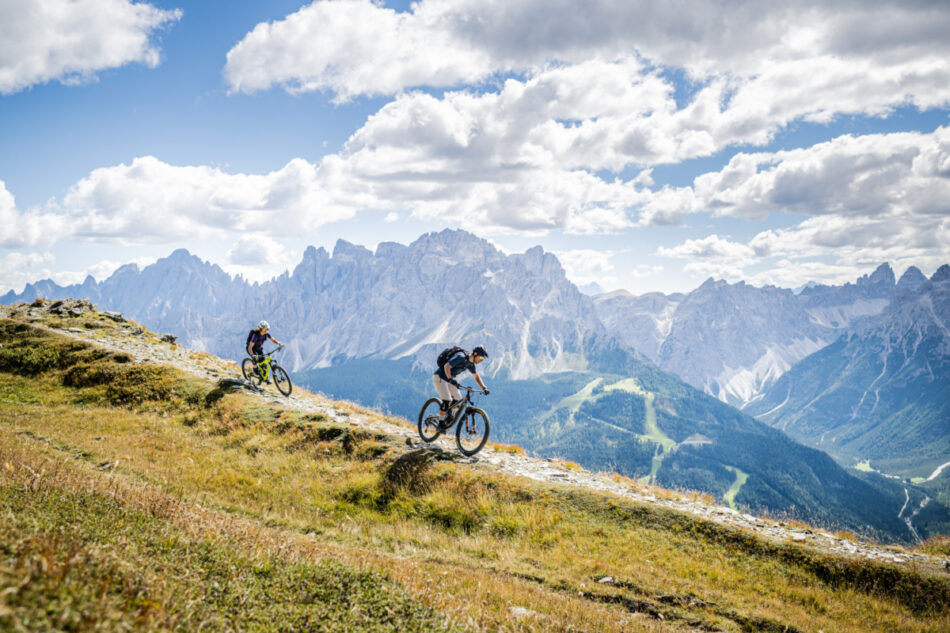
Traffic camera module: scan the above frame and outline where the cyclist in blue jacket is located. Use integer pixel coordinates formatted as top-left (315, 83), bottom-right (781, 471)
top-left (433, 345), bottom-right (489, 423)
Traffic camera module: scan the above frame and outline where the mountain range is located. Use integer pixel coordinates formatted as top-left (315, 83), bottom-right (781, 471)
top-left (747, 266), bottom-right (950, 479)
top-left (4, 229), bottom-right (948, 541)
top-left (594, 263), bottom-right (925, 407)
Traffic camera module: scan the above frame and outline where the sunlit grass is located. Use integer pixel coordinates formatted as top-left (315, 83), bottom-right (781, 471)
top-left (2, 314), bottom-right (950, 633)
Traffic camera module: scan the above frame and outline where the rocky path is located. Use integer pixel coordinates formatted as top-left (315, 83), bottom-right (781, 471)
top-left (6, 301), bottom-right (948, 575)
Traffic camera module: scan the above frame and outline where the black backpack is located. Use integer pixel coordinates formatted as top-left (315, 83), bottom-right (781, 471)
top-left (436, 346), bottom-right (467, 369)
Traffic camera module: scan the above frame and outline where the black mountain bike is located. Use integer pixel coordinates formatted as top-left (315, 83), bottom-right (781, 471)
top-left (241, 345), bottom-right (292, 396)
top-left (417, 385), bottom-right (490, 456)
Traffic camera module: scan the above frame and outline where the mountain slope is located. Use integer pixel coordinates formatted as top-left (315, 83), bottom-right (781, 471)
top-left (2, 301), bottom-right (949, 633)
top-left (747, 265), bottom-right (950, 479)
top-left (594, 264), bottom-right (904, 406)
top-left (300, 354), bottom-right (922, 541)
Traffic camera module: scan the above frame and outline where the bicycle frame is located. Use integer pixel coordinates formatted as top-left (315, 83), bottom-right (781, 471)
top-left (445, 387), bottom-right (478, 429)
top-left (253, 347), bottom-right (280, 381)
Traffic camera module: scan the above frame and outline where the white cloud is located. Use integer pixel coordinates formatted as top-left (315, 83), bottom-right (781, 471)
top-left (225, 1), bottom-right (950, 171)
top-left (60, 156), bottom-right (359, 243)
top-left (225, 235), bottom-right (297, 283)
top-left (16, 120), bottom-right (949, 259)
top-left (657, 234), bottom-right (756, 261)
top-left (0, 0), bottom-right (181, 94)
top-left (554, 249), bottom-right (617, 287)
top-left (225, 0), bottom-right (490, 101)
top-left (630, 264), bottom-right (664, 279)
top-left (656, 234), bottom-right (758, 282)
top-left (659, 127), bottom-right (950, 286)
top-left (226, 1), bottom-right (950, 97)
top-left (0, 181), bottom-right (70, 247)
top-left (0, 251), bottom-right (55, 294)
top-left (46, 256), bottom-right (157, 287)
top-left (0, 252), bottom-right (159, 294)
top-left (694, 127), bottom-right (950, 220)
top-left (745, 259), bottom-right (877, 289)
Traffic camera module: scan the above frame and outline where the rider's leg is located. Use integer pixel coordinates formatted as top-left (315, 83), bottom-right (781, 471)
top-left (432, 375), bottom-right (460, 421)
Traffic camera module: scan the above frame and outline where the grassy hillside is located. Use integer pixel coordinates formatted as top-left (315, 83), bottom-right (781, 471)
top-left (2, 307), bottom-right (950, 632)
top-left (301, 358), bottom-right (913, 542)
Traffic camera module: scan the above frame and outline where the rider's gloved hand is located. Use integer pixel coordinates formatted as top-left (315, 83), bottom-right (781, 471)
top-left (449, 379), bottom-right (460, 387)
top-left (483, 388), bottom-right (490, 395)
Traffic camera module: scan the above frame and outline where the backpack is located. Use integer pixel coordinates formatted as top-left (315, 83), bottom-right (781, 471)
top-left (436, 346), bottom-right (467, 369)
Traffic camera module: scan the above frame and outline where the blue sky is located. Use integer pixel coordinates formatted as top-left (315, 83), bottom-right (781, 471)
top-left (2, 0), bottom-right (949, 295)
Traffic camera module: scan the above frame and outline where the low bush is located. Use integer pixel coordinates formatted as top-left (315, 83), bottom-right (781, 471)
top-left (917, 535), bottom-right (950, 557)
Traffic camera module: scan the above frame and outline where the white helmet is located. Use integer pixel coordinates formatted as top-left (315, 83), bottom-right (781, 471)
top-left (258, 320), bottom-right (270, 329)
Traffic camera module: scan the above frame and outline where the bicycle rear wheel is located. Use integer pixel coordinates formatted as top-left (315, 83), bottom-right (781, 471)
top-left (417, 398), bottom-right (443, 442)
top-left (456, 408), bottom-right (490, 456)
top-left (272, 364), bottom-right (292, 396)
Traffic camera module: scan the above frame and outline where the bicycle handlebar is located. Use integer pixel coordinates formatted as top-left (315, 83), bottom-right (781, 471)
top-left (459, 385), bottom-right (488, 395)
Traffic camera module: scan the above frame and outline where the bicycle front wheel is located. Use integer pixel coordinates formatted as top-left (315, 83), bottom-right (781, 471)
top-left (241, 358), bottom-right (261, 385)
top-left (456, 408), bottom-right (490, 456)
top-left (417, 398), bottom-right (443, 443)
top-left (272, 364), bottom-right (292, 396)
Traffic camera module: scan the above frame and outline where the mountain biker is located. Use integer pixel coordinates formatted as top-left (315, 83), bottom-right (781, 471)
top-left (246, 320), bottom-right (281, 372)
top-left (433, 345), bottom-right (489, 423)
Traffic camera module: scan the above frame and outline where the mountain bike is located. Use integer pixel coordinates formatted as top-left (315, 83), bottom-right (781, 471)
top-left (241, 345), bottom-right (292, 396)
top-left (417, 385), bottom-right (490, 456)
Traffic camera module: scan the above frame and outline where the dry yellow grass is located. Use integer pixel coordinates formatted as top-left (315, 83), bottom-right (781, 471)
top-left (489, 442), bottom-right (526, 455)
top-left (2, 314), bottom-right (950, 633)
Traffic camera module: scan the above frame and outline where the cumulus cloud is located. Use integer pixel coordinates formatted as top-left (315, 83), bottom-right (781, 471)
top-left (554, 249), bottom-right (618, 287)
top-left (0, 252), bottom-right (159, 294)
top-left (226, 1), bottom-right (950, 97)
top-left (656, 234), bottom-right (759, 282)
top-left (631, 264), bottom-right (664, 279)
top-left (0, 181), bottom-right (71, 247)
top-left (51, 142), bottom-right (645, 241)
top-left (660, 127), bottom-right (950, 286)
top-left (0, 0), bottom-right (181, 94)
top-left (694, 127), bottom-right (950, 220)
top-left (15, 122), bottom-right (949, 270)
top-left (46, 256), bottom-right (157, 287)
top-left (225, 235), bottom-right (297, 283)
top-left (59, 156), bottom-right (359, 243)
top-left (225, 0), bottom-right (950, 171)
top-left (0, 251), bottom-right (55, 294)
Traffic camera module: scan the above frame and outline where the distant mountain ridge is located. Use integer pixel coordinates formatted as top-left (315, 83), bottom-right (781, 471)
top-left (747, 265), bottom-right (950, 479)
top-left (3, 231), bottom-right (623, 379)
top-left (594, 263), bottom-right (926, 406)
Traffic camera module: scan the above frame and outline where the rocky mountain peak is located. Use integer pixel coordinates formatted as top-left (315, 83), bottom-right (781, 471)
top-left (517, 245), bottom-right (565, 280)
top-left (858, 262), bottom-right (895, 287)
top-left (932, 264), bottom-right (950, 282)
top-left (698, 277), bottom-right (727, 291)
top-left (409, 229), bottom-right (501, 265)
top-left (332, 239), bottom-right (372, 260)
top-left (301, 245), bottom-right (329, 262)
top-left (897, 266), bottom-right (927, 292)
top-left (374, 241), bottom-right (409, 259)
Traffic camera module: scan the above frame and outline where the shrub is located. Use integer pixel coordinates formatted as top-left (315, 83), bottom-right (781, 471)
top-left (917, 535), bottom-right (950, 557)
top-left (62, 362), bottom-right (122, 387)
top-left (382, 449), bottom-right (435, 497)
top-left (104, 365), bottom-right (177, 405)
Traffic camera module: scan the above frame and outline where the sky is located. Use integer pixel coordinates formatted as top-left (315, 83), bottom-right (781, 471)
top-left (1, 0), bottom-right (949, 296)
